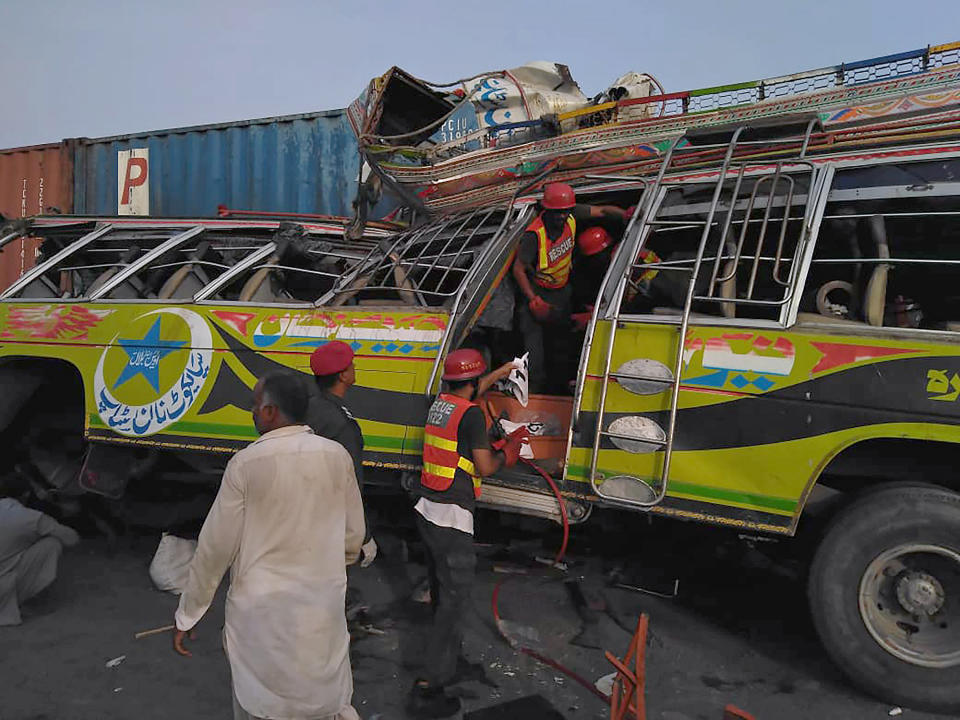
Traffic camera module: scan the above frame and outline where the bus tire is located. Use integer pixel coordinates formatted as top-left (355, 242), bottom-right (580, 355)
top-left (808, 484), bottom-right (960, 713)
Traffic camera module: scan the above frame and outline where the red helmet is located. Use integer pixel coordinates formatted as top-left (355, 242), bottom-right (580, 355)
top-left (577, 226), bottom-right (613, 256)
top-left (310, 341), bottom-right (354, 376)
top-left (541, 183), bottom-right (576, 210)
top-left (442, 348), bottom-right (487, 381)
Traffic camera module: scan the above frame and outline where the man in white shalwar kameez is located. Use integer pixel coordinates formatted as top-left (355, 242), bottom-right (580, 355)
top-left (0, 475), bottom-right (80, 626)
top-left (173, 371), bottom-right (366, 720)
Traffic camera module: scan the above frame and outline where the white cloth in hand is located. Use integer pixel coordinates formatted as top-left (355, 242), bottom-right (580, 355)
top-left (360, 537), bottom-right (378, 568)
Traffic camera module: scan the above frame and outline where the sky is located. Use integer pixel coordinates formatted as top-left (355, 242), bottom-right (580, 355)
top-left (1, 0), bottom-right (958, 148)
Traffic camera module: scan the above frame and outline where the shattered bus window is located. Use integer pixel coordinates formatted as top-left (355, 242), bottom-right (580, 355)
top-left (208, 226), bottom-right (380, 305)
top-left (12, 225), bottom-right (196, 300)
top-left (146, 233), bottom-right (267, 300)
top-left (325, 208), bottom-right (503, 308)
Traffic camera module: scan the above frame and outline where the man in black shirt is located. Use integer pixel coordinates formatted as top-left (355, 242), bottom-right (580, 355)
top-left (407, 349), bottom-right (524, 718)
top-left (308, 341), bottom-right (376, 566)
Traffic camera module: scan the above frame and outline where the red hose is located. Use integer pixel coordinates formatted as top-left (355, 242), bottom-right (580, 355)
top-left (483, 399), bottom-right (569, 564)
top-left (491, 579), bottom-right (609, 703)
top-left (487, 456), bottom-right (607, 704)
top-left (518, 456), bottom-right (569, 565)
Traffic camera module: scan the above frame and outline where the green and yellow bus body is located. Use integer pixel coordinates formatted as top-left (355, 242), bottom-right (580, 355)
top-left (0, 301), bottom-right (444, 463)
top-left (571, 321), bottom-right (960, 534)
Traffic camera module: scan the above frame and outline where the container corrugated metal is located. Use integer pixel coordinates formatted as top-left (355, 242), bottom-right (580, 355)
top-left (0, 142), bottom-right (74, 288)
top-left (74, 110), bottom-right (365, 218)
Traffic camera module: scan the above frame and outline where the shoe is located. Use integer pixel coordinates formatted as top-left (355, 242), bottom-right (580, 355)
top-left (406, 683), bottom-right (461, 718)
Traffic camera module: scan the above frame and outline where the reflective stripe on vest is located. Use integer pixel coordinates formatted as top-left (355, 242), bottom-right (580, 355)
top-left (420, 393), bottom-right (483, 499)
top-left (529, 213), bottom-right (576, 289)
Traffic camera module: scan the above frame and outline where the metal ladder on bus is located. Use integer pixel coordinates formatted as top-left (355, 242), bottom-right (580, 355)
top-left (587, 120), bottom-right (822, 508)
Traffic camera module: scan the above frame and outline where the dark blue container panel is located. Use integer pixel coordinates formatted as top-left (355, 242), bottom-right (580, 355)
top-left (74, 110), bottom-right (377, 218)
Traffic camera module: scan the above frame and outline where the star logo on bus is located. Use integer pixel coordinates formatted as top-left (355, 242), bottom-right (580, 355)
top-left (113, 317), bottom-right (187, 392)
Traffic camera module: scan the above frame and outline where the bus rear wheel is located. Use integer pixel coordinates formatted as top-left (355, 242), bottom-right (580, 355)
top-left (808, 484), bottom-right (960, 712)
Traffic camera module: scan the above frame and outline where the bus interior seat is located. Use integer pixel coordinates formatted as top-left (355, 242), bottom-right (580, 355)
top-left (158, 241), bottom-right (215, 300)
top-left (238, 257), bottom-right (293, 303)
top-left (158, 264), bottom-right (210, 300)
top-left (87, 248), bottom-right (154, 299)
top-left (86, 267), bottom-right (120, 296)
top-left (798, 216), bottom-right (889, 327)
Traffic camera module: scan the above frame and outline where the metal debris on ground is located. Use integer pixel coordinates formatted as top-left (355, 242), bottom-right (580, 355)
top-left (104, 655), bottom-right (126, 668)
top-left (534, 557), bottom-right (568, 571)
top-left (613, 579), bottom-right (679, 599)
top-left (492, 564), bottom-right (531, 575)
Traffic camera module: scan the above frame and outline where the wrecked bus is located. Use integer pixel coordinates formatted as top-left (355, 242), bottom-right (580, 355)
top-left (3, 40), bottom-right (960, 711)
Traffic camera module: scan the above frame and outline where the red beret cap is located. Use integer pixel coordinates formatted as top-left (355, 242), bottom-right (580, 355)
top-left (310, 341), bottom-right (354, 376)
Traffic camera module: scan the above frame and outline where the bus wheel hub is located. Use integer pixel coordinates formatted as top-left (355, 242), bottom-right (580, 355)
top-left (897, 571), bottom-right (945, 616)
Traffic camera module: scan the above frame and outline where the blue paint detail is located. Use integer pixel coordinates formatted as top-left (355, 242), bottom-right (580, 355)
top-left (253, 334), bottom-right (281, 348)
top-left (752, 376), bottom-right (775, 391)
top-left (399, 344), bottom-right (413, 354)
top-left (371, 344), bottom-right (384, 352)
top-left (728, 373), bottom-right (776, 391)
top-left (74, 110), bottom-right (398, 219)
top-left (349, 342), bottom-right (362, 351)
top-left (289, 340), bottom-right (327, 347)
top-left (114, 317), bottom-right (186, 393)
top-left (686, 369), bottom-right (729, 388)
top-left (421, 344), bottom-right (441, 352)
top-left (385, 343), bottom-right (398, 352)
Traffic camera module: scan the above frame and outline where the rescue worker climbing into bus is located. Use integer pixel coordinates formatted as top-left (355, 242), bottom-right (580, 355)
top-left (512, 183), bottom-right (627, 394)
top-left (570, 225), bottom-right (618, 330)
top-left (408, 349), bottom-right (526, 718)
top-left (567, 225), bottom-right (621, 382)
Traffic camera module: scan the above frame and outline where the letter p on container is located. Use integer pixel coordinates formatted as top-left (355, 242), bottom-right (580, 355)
top-left (118, 148), bottom-right (149, 215)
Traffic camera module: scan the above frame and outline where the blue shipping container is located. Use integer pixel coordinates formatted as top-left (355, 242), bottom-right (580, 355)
top-left (73, 109), bottom-right (369, 218)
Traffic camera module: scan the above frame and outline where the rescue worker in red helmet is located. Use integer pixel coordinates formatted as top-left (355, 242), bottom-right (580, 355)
top-left (512, 182), bottom-right (627, 393)
top-left (308, 341), bottom-right (376, 566)
top-left (408, 349), bottom-right (526, 717)
top-left (571, 225), bottom-right (617, 327)
top-left (567, 224), bottom-right (633, 382)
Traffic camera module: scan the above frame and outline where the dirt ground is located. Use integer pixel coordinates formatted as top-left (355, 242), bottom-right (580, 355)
top-left (1, 504), bottom-right (954, 720)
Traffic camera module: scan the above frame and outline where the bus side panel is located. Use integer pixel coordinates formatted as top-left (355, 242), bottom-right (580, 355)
top-left (0, 302), bottom-right (443, 466)
top-left (571, 320), bottom-right (960, 532)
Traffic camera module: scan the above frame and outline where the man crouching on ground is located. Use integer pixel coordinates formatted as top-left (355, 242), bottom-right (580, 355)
top-left (172, 371), bottom-right (366, 720)
top-left (0, 474), bottom-right (80, 626)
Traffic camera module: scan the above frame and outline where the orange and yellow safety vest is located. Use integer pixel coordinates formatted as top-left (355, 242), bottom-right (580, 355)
top-left (420, 393), bottom-right (483, 499)
top-left (528, 213), bottom-right (577, 290)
